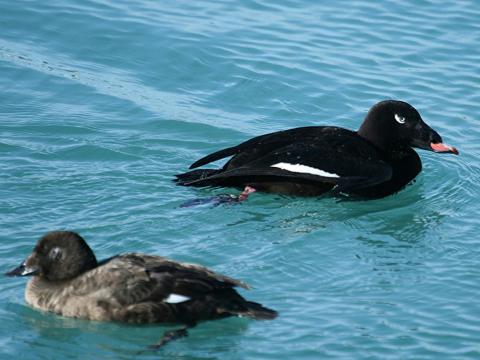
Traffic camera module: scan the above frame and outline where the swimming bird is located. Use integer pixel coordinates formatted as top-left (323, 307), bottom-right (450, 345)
top-left (176, 100), bottom-right (458, 199)
top-left (6, 231), bottom-right (277, 349)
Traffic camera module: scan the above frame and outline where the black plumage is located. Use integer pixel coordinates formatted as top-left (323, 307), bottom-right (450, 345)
top-left (176, 100), bottom-right (458, 198)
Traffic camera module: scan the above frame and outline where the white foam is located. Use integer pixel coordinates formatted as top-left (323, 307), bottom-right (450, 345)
top-left (164, 294), bottom-right (191, 304)
top-left (271, 162), bottom-right (339, 178)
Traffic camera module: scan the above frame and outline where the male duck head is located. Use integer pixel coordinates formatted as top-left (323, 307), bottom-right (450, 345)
top-left (6, 231), bottom-right (97, 281)
top-left (358, 100), bottom-right (458, 155)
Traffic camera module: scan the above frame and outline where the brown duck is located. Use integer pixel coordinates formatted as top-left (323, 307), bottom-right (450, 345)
top-left (6, 231), bottom-right (277, 348)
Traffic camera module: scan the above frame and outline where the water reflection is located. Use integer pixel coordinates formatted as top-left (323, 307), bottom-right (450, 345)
top-left (11, 302), bottom-right (249, 358)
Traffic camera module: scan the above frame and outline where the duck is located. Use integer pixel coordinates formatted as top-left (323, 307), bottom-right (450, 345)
top-left (6, 231), bottom-right (277, 348)
top-left (175, 100), bottom-right (458, 199)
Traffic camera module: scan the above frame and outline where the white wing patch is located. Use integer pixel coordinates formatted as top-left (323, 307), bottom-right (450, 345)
top-left (271, 162), bottom-right (340, 178)
top-left (164, 294), bottom-right (191, 304)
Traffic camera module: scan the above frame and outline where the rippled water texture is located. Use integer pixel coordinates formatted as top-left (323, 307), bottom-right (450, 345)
top-left (1, 0), bottom-right (480, 359)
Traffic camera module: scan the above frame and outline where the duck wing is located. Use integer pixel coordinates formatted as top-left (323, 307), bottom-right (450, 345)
top-left (64, 254), bottom-right (273, 324)
top-left (185, 131), bottom-right (393, 193)
top-left (189, 126), bottom-right (329, 169)
top-left (86, 254), bottom-right (249, 306)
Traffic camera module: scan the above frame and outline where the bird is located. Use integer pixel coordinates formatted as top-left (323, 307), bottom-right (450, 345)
top-left (6, 231), bottom-right (277, 349)
top-left (175, 100), bottom-right (458, 199)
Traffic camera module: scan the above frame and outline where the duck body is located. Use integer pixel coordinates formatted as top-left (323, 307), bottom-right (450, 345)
top-left (25, 254), bottom-right (266, 324)
top-left (8, 232), bottom-right (277, 325)
top-left (176, 100), bottom-right (457, 199)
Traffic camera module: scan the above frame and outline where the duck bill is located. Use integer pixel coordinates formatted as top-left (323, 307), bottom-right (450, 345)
top-left (430, 142), bottom-right (459, 155)
top-left (5, 262), bottom-right (39, 277)
top-left (410, 122), bottom-right (459, 155)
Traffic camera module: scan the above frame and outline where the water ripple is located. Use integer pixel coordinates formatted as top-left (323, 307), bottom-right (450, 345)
top-left (1, 0), bottom-right (480, 358)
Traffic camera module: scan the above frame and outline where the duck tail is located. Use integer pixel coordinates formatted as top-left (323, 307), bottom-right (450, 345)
top-left (238, 301), bottom-right (278, 320)
top-left (174, 169), bottom-right (219, 186)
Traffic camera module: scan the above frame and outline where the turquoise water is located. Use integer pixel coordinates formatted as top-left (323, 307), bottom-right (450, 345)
top-left (1, 0), bottom-right (479, 358)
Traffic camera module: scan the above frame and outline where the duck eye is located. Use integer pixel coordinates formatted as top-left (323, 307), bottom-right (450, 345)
top-left (394, 114), bottom-right (406, 124)
top-left (49, 247), bottom-right (62, 261)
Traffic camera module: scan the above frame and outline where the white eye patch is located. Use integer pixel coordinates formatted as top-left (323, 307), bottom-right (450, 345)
top-left (49, 247), bottom-right (62, 261)
top-left (395, 114), bottom-right (406, 124)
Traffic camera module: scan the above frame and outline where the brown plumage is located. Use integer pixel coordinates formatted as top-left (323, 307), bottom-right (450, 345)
top-left (6, 231), bottom-right (277, 348)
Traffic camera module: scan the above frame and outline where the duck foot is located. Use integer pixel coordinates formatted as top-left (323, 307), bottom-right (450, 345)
top-left (237, 186), bottom-right (257, 201)
top-left (179, 186), bottom-right (257, 207)
top-left (147, 324), bottom-right (196, 350)
top-left (149, 328), bottom-right (188, 349)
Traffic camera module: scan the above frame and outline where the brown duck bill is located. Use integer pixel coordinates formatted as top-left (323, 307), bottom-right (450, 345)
top-left (5, 262), bottom-right (39, 277)
top-left (430, 142), bottom-right (459, 155)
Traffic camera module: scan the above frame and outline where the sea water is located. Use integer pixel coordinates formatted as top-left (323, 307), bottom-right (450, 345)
top-left (1, 1), bottom-right (480, 359)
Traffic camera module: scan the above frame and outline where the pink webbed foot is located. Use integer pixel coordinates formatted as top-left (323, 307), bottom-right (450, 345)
top-left (238, 186), bottom-right (257, 201)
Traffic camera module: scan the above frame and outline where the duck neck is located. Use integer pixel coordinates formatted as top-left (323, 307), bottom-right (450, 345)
top-left (25, 277), bottom-right (67, 309)
top-left (357, 123), bottom-right (407, 155)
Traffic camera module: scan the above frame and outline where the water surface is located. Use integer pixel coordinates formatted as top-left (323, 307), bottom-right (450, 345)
top-left (1, 0), bottom-right (480, 359)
